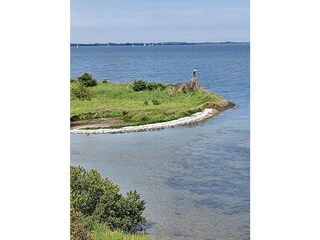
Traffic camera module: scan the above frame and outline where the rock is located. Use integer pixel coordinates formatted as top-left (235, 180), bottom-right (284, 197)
top-left (130, 224), bottom-right (146, 233)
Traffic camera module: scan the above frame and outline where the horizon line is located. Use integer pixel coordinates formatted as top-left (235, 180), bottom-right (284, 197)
top-left (71, 41), bottom-right (250, 44)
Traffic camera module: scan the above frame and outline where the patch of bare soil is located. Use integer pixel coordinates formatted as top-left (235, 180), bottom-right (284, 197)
top-left (71, 118), bottom-right (125, 130)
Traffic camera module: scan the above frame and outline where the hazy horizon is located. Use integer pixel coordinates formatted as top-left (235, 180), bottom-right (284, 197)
top-left (70, 40), bottom-right (250, 44)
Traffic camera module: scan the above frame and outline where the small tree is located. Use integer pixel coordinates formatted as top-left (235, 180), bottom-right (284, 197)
top-left (78, 73), bottom-right (97, 87)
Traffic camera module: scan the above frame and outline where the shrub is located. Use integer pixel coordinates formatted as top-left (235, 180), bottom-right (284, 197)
top-left (132, 80), bottom-right (148, 91)
top-left (78, 73), bottom-right (97, 87)
top-left (102, 80), bottom-right (109, 84)
top-left (132, 80), bottom-right (165, 91)
top-left (71, 82), bottom-right (91, 100)
top-left (70, 166), bottom-right (146, 232)
top-left (147, 82), bottom-right (165, 91)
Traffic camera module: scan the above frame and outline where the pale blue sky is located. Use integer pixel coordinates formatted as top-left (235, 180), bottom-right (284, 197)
top-left (71, 0), bottom-right (249, 43)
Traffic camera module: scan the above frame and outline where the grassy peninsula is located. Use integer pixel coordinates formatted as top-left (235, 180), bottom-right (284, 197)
top-left (70, 73), bottom-right (234, 130)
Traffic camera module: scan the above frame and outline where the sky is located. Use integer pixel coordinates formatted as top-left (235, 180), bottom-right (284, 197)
top-left (71, 0), bottom-right (249, 43)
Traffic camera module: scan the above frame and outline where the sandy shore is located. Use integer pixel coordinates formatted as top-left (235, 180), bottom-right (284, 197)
top-left (71, 108), bottom-right (218, 134)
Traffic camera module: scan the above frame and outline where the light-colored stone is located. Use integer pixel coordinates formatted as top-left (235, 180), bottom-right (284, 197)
top-left (71, 108), bottom-right (215, 135)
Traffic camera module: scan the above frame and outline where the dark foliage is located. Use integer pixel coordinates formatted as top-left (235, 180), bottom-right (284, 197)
top-left (152, 99), bottom-right (160, 105)
top-left (70, 166), bottom-right (146, 232)
top-left (146, 82), bottom-right (165, 91)
top-left (132, 80), bottom-right (165, 91)
top-left (78, 73), bottom-right (97, 87)
top-left (132, 80), bottom-right (148, 91)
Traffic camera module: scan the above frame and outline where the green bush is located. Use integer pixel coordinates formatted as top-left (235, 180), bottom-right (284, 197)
top-left (147, 82), bottom-right (165, 91)
top-left (71, 82), bottom-right (91, 100)
top-left (132, 80), bottom-right (165, 91)
top-left (78, 73), bottom-right (97, 87)
top-left (70, 166), bottom-right (146, 232)
top-left (132, 80), bottom-right (148, 91)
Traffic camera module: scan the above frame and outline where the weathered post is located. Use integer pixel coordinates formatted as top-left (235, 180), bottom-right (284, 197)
top-left (190, 68), bottom-right (199, 90)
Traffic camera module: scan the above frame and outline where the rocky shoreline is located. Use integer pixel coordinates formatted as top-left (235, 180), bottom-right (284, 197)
top-left (71, 101), bottom-right (236, 134)
top-left (71, 108), bottom-right (221, 134)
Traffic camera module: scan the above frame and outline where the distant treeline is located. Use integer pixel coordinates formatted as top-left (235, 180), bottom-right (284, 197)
top-left (71, 41), bottom-right (250, 47)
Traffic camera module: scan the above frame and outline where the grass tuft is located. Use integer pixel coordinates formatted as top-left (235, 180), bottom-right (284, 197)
top-left (90, 222), bottom-right (166, 240)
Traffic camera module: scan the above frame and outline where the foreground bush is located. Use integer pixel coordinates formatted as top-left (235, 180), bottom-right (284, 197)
top-left (78, 73), bottom-right (97, 87)
top-left (71, 166), bottom-right (146, 232)
top-left (71, 208), bottom-right (152, 240)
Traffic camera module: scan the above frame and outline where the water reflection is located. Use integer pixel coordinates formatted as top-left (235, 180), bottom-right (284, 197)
top-left (71, 109), bottom-right (249, 240)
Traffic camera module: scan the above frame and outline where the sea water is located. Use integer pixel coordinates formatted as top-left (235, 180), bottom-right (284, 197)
top-left (71, 44), bottom-right (250, 240)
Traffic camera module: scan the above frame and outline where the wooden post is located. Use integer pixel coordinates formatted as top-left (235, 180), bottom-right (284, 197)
top-left (191, 69), bottom-right (198, 90)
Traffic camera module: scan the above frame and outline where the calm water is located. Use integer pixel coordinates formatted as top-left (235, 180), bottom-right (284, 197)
top-left (71, 44), bottom-right (250, 240)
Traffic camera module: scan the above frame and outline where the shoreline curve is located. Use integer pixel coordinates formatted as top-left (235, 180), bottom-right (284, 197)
top-left (71, 108), bottom-right (220, 135)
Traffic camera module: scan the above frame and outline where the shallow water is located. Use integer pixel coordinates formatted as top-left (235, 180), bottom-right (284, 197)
top-left (71, 44), bottom-right (250, 240)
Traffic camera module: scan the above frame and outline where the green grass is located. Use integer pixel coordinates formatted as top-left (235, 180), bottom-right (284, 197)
top-left (90, 222), bottom-right (163, 240)
top-left (70, 81), bottom-right (230, 127)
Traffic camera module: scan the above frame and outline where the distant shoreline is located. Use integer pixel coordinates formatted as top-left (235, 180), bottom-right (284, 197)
top-left (71, 41), bottom-right (250, 47)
